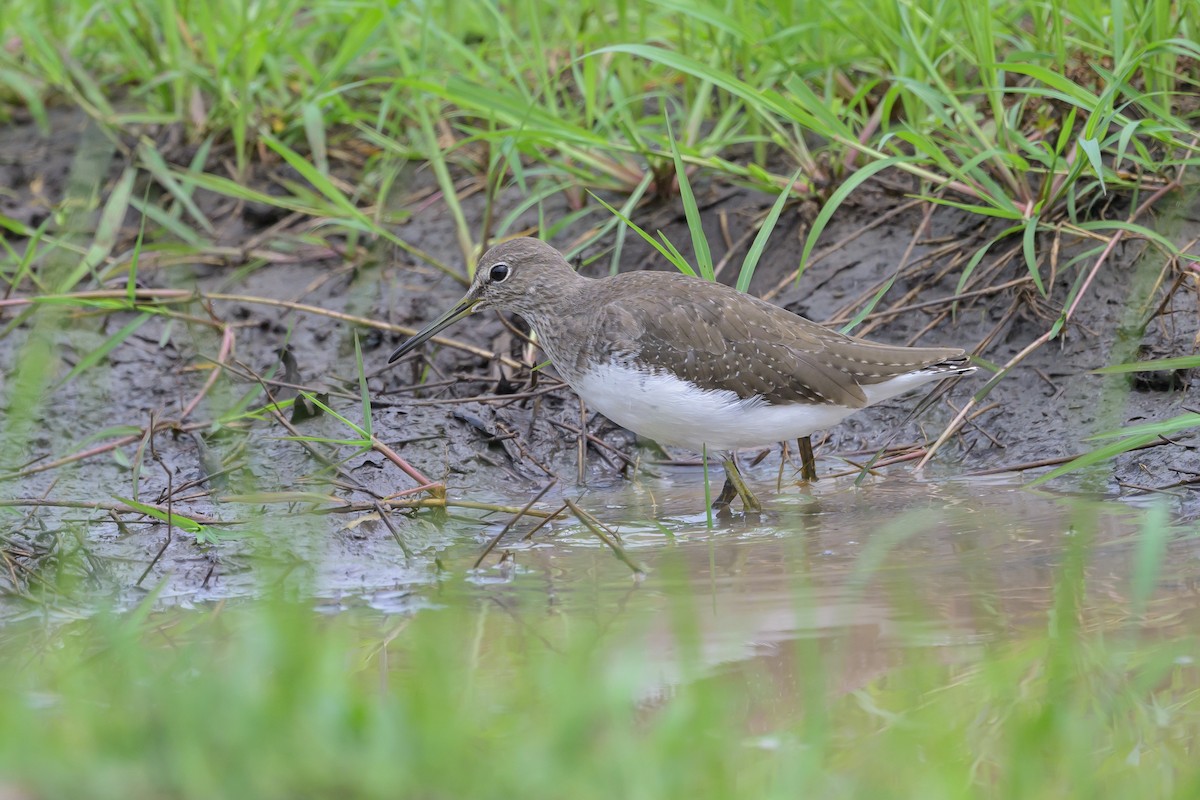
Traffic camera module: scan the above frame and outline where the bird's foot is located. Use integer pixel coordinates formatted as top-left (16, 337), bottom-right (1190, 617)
top-left (717, 457), bottom-right (763, 513)
top-left (797, 436), bottom-right (819, 483)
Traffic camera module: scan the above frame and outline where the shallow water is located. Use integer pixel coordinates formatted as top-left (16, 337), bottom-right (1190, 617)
top-left (382, 465), bottom-right (1200, 697)
top-left (7, 458), bottom-right (1199, 696)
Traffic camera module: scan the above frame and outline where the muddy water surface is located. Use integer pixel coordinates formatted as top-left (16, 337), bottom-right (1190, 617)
top-left (365, 468), bottom-right (1200, 699)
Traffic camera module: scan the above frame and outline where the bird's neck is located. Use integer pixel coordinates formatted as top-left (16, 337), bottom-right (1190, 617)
top-left (515, 270), bottom-right (592, 330)
top-left (515, 272), bottom-right (599, 381)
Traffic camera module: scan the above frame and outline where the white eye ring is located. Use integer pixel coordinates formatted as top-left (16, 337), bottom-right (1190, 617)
top-left (489, 262), bottom-right (511, 283)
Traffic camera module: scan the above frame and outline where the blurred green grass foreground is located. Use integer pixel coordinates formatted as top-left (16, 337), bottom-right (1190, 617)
top-left (0, 510), bottom-right (1198, 800)
top-left (2, 0), bottom-right (1200, 797)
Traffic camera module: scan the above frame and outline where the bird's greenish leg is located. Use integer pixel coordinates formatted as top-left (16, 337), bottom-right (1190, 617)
top-left (797, 436), bottom-right (819, 482)
top-left (713, 473), bottom-right (739, 509)
top-left (717, 456), bottom-right (762, 512)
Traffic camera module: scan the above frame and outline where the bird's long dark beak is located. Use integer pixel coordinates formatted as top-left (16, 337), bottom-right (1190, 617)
top-left (387, 295), bottom-right (480, 364)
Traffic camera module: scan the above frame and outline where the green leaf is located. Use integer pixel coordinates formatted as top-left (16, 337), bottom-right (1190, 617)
top-left (1130, 502), bottom-right (1171, 616)
top-left (737, 168), bottom-right (802, 293)
top-left (919, 195), bottom-right (1024, 220)
top-left (1093, 355), bottom-right (1200, 374)
top-left (799, 158), bottom-right (905, 283)
top-left (126, 195), bottom-right (208, 248)
top-left (0, 67), bottom-right (48, 131)
top-left (956, 225), bottom-right (1024, 294)
top-left (1075, 219), bottom-right (1179, 255)
top-left (61, 166), bottom-right (138, 291)
top-left (666, 117), bottom-right (713, 281)
top-left (301, 392), bottom-right (370, 441)
top-left (1000, 63), bottom-right (1101, 107)
top-left (1078, 136), bottom-right (1105, 194)
top-left (593, 44), bottom-right (811, 129)
top-left (1030, 413), bottom-right (1200, 486)
top-left (354, 333), bottom-right (372, 440)
top-left (113, 495), bottom-right (206, 536)
top-left (1086, 413), bottom-right (1200, 442)
top-left (57, 312), bottom-right (153, 388)
top-left (302, 102), bottom-right (329, 176)
top-left (1054, 106), bottom-right (1078, 156)
top-left (1022, 218), bottom-right (1046, 296)
top-left (138, 142), bottom-right (215, 234)
top-left (1113, 119), bottom-right (1144, 174)
top-left (261, 134), bottom-right (360, 218)
top-left (1028, 432), bottom-right (1159, 486)
top-left (588, 191), bottom-right (696, 276)
top-left (839, 272), bottom-right (901, 335)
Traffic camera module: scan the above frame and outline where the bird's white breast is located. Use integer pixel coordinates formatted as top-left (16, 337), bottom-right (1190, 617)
top-left (571, 362), bottom-right (845, 451)
top-left (570, 361), bottom-right (955, 453)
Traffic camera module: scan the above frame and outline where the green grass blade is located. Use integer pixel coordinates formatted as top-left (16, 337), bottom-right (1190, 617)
top-left (125, 186), bottom-right (150, 300)
top-left (1027, 432), bottom-right (1160, 486)
top-left (956, 225), bottom-right (1023, 294)
top-left (737, 168), bottom-right (802, 293)
top-left (799, 157), bottom-right (904, 284)
top-left (1074, 220), bottom-right (1180, 256)
top-left (137, 142), bottom-right (215, 234)
top-left (667, 118), bottom-right (714, 281)
top-left (839, 273), bottom-right (901, 335)
top-left (1078, 134), bottom-right (1106, 194)
top-left (1130, 502), bottom-right (1171, 616)
top-left (112, 495), bottom-right (205, 536)
top-left (301, 102), bottom-right (329, 176)
top-left (300, 392), bottom-right (369, 441)
top-left (1085, 413), bottom-right (1200, 442)
top-left (1093, 355), bottom-right (1200, 374)
top-left (125, 195), bottom-right (209, 249)
top-left (588, 191), bottom-right (696, 276)
top-left (260, 134), bottom-right (361, 219)
top-left (354, 333), bottom-right (372, 440)
top-left (414, 102), bottom-right (475, 272)
top-left (1000, 63), bottom-right (1101, 107)
top-left (54, 166), bottom-right (137, 292)
top-left (1022, 218), bottom-right (1046, 296)
top-left (56, 311), bottom-right (152, 388)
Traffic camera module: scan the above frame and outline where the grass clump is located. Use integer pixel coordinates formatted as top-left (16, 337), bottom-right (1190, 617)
top-left (3, 0), bottom-right (1196, 321)
top-left (2, 0), bottom-right (1196, 230)
top-left (2, 0), bottom-right (1195, 357)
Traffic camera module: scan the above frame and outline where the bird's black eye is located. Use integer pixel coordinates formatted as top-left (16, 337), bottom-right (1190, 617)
top-left (489, 262), bottom-right (511, 283)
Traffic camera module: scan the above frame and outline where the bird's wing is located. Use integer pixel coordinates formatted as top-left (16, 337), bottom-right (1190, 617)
top-left (593, 276), bottom-right (963, 408)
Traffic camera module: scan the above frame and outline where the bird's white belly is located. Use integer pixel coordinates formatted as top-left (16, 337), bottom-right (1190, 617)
top-left (570, 361), bottom-right (955, 453)
top-left (571, 362), bottom-right (856, 452)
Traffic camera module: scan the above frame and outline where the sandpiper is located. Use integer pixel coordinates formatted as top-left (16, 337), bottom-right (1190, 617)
top-left (389, 238), bottom-right (974, 511)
